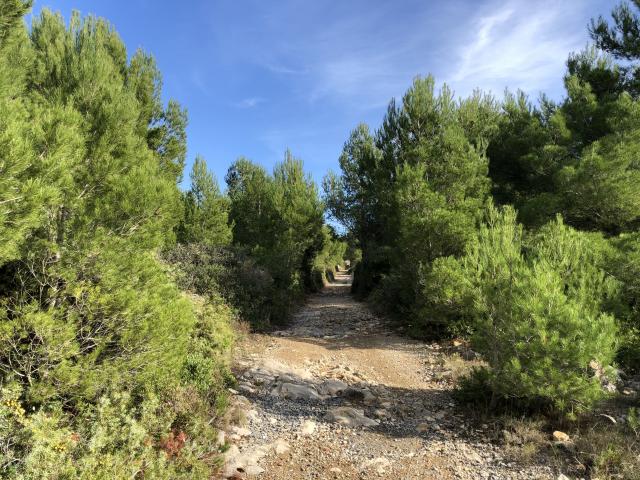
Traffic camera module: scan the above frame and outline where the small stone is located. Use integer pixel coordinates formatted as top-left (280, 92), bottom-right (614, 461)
top-left (416, 423), bottom-right (430, 433)
top-left (273, 439), bottom-right (290, 455)
top-left (557, 474), bottom-right (570, 480)
top-left (300, 419), bottom-right (317, 435)
top-left (238, 384), bottom-right (255, 395)
top-left (232, 426), bottom-right (252, 438)
top-left (244, 465), bottom-right (264, 475)
top-left (216, 430), bottom-right (226, 447)
top-left (329, 467), bottom-right (342, 474)
top-left (552, 431), bottom-right (570, 442)
top-left (360, 457), bottom-right (391, 474)
top-left (465, 451), bottom-right (482, 464)
top-left (373, 408), bottom-right (388, 418)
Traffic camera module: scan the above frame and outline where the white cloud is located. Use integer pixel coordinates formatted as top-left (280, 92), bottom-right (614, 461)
top-left (205, 0), bottom-right (600, 111)
top-left (447, 0), bottom-right (593, 98)
top-left (236, 97), bottom-right (265, 108)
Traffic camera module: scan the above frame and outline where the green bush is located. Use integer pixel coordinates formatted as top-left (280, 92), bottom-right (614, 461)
top-left (0, 6), bottom-right (233, 478)
top-left (226, 153), bottom-right (326, 324)
top-left (443, 206), bottom-right (618, 415)
top-left (163, 243), bottom-right (277, 329)
top-left (607, 232), bottom-right (640, 372)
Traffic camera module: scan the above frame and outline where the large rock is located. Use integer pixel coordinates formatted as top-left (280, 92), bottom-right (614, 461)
top-left (223, 444), bottom-right (270, 478)
top-left (271, 382), bottom-right (323, 401)
top-left (318, 378), bottom-right (348, 396)
top-left (324, 407), bottom-right (379, 427)
top-left (244, 359), bottom-right (313, 386)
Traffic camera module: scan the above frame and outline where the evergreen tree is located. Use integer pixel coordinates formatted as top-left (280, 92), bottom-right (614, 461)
top-left (323, 124), bottom-right (387, 296)
top-left (0, 0), bottom-right (54, 265)
top-left (0, 8), bottom-right (231, 478)
top-left (177, 156), bottom-right (232, 246)
top-left (227, 152), bottom-right (324, 322)
top-left (590, 0), bottom-right (640, 95)
top-left (376, 79), bottom-right (488, 320)
top-left (444, 207), bottom-right (618, 414)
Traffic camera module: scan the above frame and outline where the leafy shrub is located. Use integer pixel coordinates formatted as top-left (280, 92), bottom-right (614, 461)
top-left (163, 243), bottom-right (277, 328)
top-left (310, 226), bottom-right (347, 289)
top-left (444, 206), bottom-right (618, 415)
top-left (607, 233), bottom-right (640, 372)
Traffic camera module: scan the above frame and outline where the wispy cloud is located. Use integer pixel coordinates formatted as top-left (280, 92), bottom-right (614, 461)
top-left (236, 97), bottom-right (265, 108)
top-left (447, 0), bottom-right (593, 98)
top-left (264, 63), bottom-right (309, 76)
top-left (203, 0), bottom-right (606, 115)
top-left (190, 69), bottom-right (211, 98)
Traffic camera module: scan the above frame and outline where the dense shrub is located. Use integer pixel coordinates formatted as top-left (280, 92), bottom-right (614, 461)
top-left (310, 226), bottom-right (347, 289)
top-left (607, 233), bottom-right (640, 372)
top-left (163, 243), bottom-right (276, 329)
top-left (226, 153), bottom-right (326, 324)
top-left (435, 206), bottom-right (618, 415)
top-left (0, 6), bottom-right (234, 478)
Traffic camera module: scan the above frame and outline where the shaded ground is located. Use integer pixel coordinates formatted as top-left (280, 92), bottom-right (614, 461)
top-left (221, 272), bottom-right (555, 479)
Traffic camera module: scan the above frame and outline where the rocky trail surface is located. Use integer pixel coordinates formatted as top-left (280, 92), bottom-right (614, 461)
top-left (220, 272), bottom-right (555, 479)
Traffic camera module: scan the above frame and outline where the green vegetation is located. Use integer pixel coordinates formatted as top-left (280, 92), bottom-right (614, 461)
top-left (3, 0), bottom-right (640, 477)
top-left (325, 0), bottom-right (640, 420)
top-left (0, 3), bottom-right (338, 478)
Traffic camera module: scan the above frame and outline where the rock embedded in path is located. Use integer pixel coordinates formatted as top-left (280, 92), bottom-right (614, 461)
top-left (273, 438), bottom-right (290, 455)
top-left (360, 457), bottom-right (391, 475)
top-left (373, 408), bottom-right (388, 419)
top-left (300, 419), bottom-right (317, 435)
top-left (324, 406), bottom-right (379, 427)
top-left (416, 423), bottom-right (431, 433)
top-left (223, 444), bottom-right (271, 479)
top-left (318, 378), bottom-right (348, 396)
top-left (270, 382), bottom-right (323, 402)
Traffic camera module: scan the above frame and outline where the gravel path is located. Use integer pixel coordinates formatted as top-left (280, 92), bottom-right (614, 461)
top-left (220, 272), bottom-right (555, 479)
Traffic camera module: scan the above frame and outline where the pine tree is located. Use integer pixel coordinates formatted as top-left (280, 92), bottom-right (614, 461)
top-left (451, 207), bottom-right (618, 414)
top-left (177, 156), bottom-right (232, 246)
top-left (590, 0), bottom-right (640, 95)
top-left (0, 0), bottom-right (55, 265)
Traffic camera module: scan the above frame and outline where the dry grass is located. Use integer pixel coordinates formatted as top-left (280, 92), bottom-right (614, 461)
top-left (501, 417), bottom-right (548, 463)
top-left (442, 352), bottom-right (485, 383)
top-left (573, 418), bottom-right (640, 479)
top-left (450, 349), bottom-right (640, 479)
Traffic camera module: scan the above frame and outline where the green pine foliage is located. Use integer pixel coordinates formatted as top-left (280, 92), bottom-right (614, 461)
top-left (3, 0), bottom-right (640, 473)
top-left (0, 6), bottom-right (235, 478)
top-left (434, 207), bottom-right (618, 414)
top-left (328, 0), bottom-right (640, 418)
top-left (226, 151), bottom-right (325, 324)
top-left (177, 156), bottom-right (232, 247)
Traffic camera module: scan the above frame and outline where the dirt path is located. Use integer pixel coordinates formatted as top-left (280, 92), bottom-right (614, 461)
top-left (221, 272), bottom-right (554, 479)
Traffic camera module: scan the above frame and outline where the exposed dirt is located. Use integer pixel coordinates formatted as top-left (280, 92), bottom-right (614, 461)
top-left (221, 272), bottom-right (556, 479)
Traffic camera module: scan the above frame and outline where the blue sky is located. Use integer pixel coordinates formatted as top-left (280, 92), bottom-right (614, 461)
top-left (30, 0), bottom-right (614, 189)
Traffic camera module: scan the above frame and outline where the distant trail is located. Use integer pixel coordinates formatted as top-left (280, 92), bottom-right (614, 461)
top-left (220, 272), bottom-right (553, 479)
